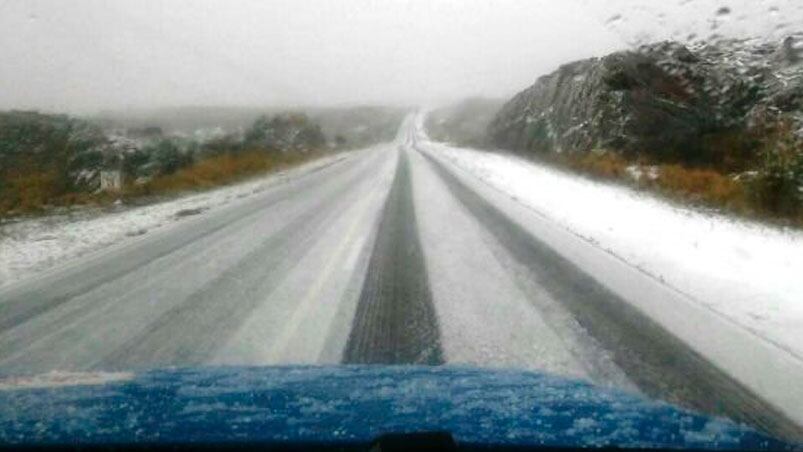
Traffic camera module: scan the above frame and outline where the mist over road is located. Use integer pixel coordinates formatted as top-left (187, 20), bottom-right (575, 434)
top-left (1, 116), bottom-right (801, 440)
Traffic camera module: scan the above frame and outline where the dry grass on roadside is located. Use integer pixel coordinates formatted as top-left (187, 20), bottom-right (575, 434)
top-left (651, 164), bottom-right (746, 210)
top-left (0, 150), bottom-right (325, 218)
top-left (0, 170), bottom-right (116, 217)
top-left (559, 151), bottom-right (630, 180)
top-left (548, 150), bottom-right (801, 225)
top-left (125, 150), bottom-right (323, 197)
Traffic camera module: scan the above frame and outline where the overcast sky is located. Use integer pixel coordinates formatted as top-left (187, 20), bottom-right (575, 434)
top-left (0, 0), bottom-right (799, 114)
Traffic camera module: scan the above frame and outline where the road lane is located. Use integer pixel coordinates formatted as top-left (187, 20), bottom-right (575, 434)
top-left (343, 150), bottom-right (443, 365)
top-left (213, 148), bottom-right (397, 365)
top-left (406, 142), bottom-right (631, 387)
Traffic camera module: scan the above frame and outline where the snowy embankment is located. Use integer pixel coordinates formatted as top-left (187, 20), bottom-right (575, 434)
top-left (0, 153), bottom-right (347, 287)
top-left (418, 134), bottom-right (803, 360)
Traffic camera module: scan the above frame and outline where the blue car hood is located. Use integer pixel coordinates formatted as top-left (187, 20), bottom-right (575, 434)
top-left (0, 366), bottom-right (790, 449)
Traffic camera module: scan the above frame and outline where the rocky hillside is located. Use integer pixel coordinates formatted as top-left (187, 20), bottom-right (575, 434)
top-left (489, 37), bottom-right (803, 171)
top-left (484, 37), bottom-right (803, 221)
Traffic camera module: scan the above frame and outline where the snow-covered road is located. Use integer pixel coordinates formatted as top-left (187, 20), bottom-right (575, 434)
top-left (1, 116), bottom-right (802, 440)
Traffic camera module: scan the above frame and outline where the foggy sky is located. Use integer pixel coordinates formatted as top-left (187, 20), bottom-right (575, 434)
top-left (0, 0), bottom-right (798, 114)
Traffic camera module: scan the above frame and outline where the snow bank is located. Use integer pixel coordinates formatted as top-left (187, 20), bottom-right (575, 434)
top-left (0, 154), bottom-right (346, 287)
top-left (417, 131), bottom-right (803, 358)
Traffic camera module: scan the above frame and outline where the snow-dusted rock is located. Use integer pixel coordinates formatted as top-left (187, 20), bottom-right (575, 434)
top-left (489, 38), bottom-right (803, 164)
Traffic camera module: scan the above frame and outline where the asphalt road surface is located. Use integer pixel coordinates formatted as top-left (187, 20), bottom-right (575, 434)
top-left (0, 117), bottom-right (801, 440)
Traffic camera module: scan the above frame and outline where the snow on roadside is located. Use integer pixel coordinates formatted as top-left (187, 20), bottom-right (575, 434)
top-left (418, 134), bottom-right (803, 358)
top-left (0, 154), bottom-right (347, 288)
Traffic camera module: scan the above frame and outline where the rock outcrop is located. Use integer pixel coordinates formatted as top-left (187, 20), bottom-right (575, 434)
top-left (489, 37), bottom-right (803, 169)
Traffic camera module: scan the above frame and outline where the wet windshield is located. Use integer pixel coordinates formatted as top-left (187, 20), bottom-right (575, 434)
top-left (0, 0), bottom-right (802, 449)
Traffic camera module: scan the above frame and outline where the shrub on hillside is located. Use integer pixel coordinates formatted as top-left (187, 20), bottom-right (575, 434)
top-left (748, 125), bottom-right (803, 217)
top-left (149, 139), bottom-right (193, 176)
top-left (0, 112), bottom-right (106, 215)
